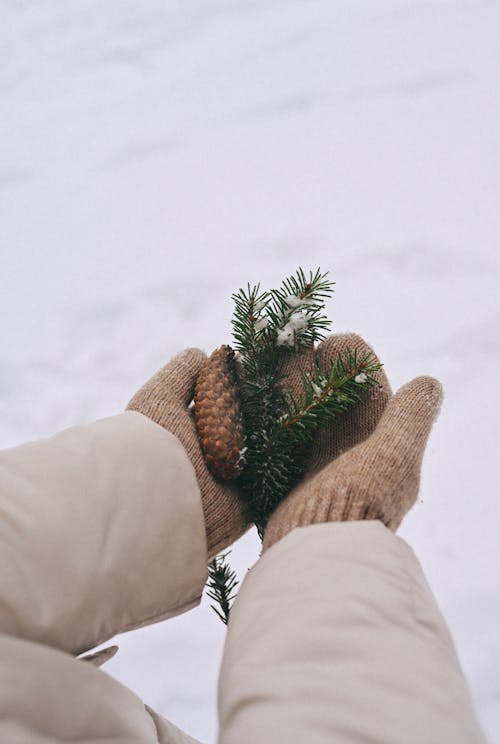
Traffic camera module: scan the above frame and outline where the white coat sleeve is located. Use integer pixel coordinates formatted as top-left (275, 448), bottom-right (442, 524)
top-left (0, 631), bottom-right (203, 743)
top-left (217, 521), bottom-right (486, 744)
top-left (0, 411), bottom-right (207, 744)
top-left (0, 410), bottom-right (208, 655)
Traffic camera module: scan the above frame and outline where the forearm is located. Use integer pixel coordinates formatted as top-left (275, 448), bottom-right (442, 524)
top-left (0, 411), bottom-right (208, 655)
top-left (0, 632), bottom-right (204, 743)
top-left (218, 521), bottom-right (485, 744)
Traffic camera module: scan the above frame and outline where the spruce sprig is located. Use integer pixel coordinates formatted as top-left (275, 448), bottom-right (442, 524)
top-left (207, 268), bottom-right (383, 619)
top-left (206, 552), bottom-right (239, 625)
top-left (239, 350), bottom-right (381, 536)
top-left (231, 268), bottom-right (335, 451)
top-left (279, 349), bottom-right (382, 442)
top-left (231, 268), bottom-right (382, 536)
top-left (267, 267), bottom-right (334, 351)
top-left (231, 267), bottom-right (334, 376)
top-left (230, 283), bottom-right (271, 378)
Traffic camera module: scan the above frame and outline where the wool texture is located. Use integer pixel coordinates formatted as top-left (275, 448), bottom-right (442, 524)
top-left (126, 335), bottom-right (441, 558)
top-left (278, 333), bottom-right (392, 473)
top-left (126, 348), bottom-right (249, 560)
top-left (263, 373), bottom-right (443, 551)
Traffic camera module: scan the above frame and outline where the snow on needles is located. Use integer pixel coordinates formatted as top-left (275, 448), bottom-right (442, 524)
top-left (276, 310), bottom-right (309, 346)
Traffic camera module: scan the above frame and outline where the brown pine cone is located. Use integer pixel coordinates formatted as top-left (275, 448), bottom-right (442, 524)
top-left (194, 345), bottom-right (246, 481)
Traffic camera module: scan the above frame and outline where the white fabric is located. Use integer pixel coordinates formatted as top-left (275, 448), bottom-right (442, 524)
top-left (0, 412), bottom-right (206, 743)
top-left (0, 413), bottom-right (485, 743)
top-left (0, 632), bottom-right (160, 743)
top-left (218, 521), bottom-right (486, 744)
top-left (0, 411), bottom-right (208, 655)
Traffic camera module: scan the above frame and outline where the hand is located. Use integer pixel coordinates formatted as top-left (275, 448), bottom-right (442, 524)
top-left (126, 349), bottom-right (250, 560)
top-left (278, 333), bottom-right (393, 473)
top-left (263, 334), bottom-right (443, 551)
top-left (127, 335), bottom-right (391, 558)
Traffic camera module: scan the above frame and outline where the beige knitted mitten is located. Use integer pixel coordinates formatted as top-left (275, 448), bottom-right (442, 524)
top-left (278, 333), bottom-right (392, 474)
top-left (126, 348), bottom-right (249, 560)
top-left (263, 370), bottom-right (443, 551)
top-left (127, 335), bottom-right (381, 561)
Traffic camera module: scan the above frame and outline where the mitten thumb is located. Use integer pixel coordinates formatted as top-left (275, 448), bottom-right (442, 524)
top-left (363, 375), bottom-right (443, 529)
top-left (126, 348), bottom-right (207, 425)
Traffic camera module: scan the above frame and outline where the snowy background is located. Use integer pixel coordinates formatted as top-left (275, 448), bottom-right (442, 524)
top-left (2, 0), bottom-right (499, 741)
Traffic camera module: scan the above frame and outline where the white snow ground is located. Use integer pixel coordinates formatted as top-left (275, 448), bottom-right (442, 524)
top-left (1, 1), bottom-right (499, 741)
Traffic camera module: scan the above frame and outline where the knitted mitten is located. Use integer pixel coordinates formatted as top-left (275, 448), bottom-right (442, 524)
top-left (278, 333), bottom-right (392, 474)
top-left (126, 336), bottom-right (436, 556)
top-left (126, 348), bottom-right (250, 560)
top-left (264, 365), bottom-right (443, 551)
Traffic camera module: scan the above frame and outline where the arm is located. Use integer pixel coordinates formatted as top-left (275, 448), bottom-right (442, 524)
top-left (218, 335), bottom-right (486, 744)
top-left (0, 410), bottom-right (207, 742)
top-left (218, 521), bottom-right (486, 744)
top-left (0, 410), bottom-right (207, 655)
top-left (0, 630), bottom-right (202, 743)
top-left (0, 348), bottom-right (250, 743)
top-left (0, 347), bottom-right (248, 653)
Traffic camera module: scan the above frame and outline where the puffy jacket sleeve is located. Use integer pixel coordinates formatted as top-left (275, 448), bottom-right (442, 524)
top-left (217, 521), bottom-right (487, 744)
top-left (0, 411), bottom-right (207, 744)
top-left (0, 410), bottom-right (208, 654)
top-left (0, 632), bottom-right (203, 743)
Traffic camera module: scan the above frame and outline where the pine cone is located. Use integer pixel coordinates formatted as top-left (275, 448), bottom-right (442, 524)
top-left (194, 345), bottom-right (246, 480)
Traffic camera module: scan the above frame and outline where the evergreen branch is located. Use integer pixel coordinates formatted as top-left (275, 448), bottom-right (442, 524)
top-left (206, 552), bottom-right (239, 625)
top-left (233, 268), bottom-right (338, 455)
top-left (279, 351), bottom-right (382, 440)
top-left (267, 267), bottom-right (334, 350)
top-left (239, 350), bottom-right (382, 536)
top-left (207, 267), bottom-right (384, 619)
top-left (231, 268), bottom-right (347, 537)
top-left (230, 284), bottom-right (269, 361)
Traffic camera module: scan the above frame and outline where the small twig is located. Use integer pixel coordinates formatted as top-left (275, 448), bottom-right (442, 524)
top-left (281, 358), bottom-right (374, 430)
top-left (206, 552), bottom-right (239, 625)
